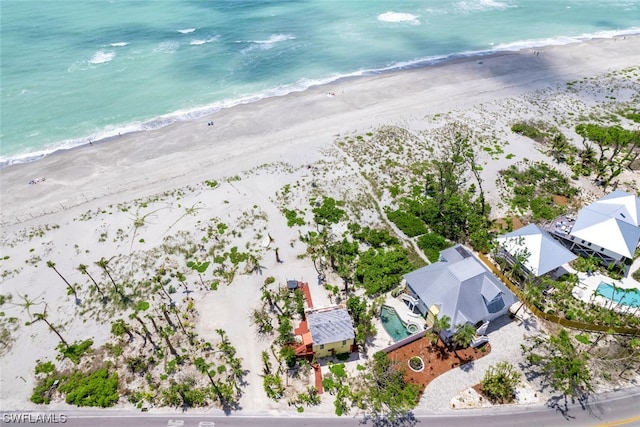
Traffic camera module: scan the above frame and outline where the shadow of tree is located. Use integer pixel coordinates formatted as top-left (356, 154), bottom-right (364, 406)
top-left (460, 360), bottom-right (475, 372)
top-left (361, 411), bottom-right (418, 427)
top-left (546, 395), bottom-right (576, 420)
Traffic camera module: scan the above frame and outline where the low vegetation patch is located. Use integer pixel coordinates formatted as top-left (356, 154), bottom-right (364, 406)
top-left (479, 361), bottom-right (521, 404)
top-left (499, 161), bottom-right (579, 220)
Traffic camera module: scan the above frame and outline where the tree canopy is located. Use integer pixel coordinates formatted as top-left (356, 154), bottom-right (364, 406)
top-left (521, 329), bottom-right (592, 404)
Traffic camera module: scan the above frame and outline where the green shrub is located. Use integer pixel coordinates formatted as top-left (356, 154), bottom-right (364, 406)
top-left (58, 339), bottom-right (93, 365)
top-left (59, 367), bottom-right (120, 407)
top-left (386, 210), bottom-right (427, 237)
top-left (135, 301), bottom-right (150, 311)
top-left (355, 247), bottom-right (413, 295)
top-left (349, 224), bottom-right (399, 248)
top-left (31, 376), bottom-right (59, 404)
top-left (34, 360), bottom-right (56, 375)
top-left (481, 361), bottom-right (521, 404)
top-left (530, 196), bottom-right (564, 221)
top-left (416, 233), bottom-right (450, 262)
top-left (280, 346), bottom-right (297, 368)
top-left (511, 122), bottom-right (544, 141)
top-left (284, 209), bottom-right (305, 227)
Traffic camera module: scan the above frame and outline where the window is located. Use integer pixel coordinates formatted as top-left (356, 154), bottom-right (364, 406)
top-left (320, 345), bottom-right (324, 349)
top-left (587, 242), bottom-right (591, 247)
top-left (342, 340), bottom-right (346, 345)
top-left (601, 247), bottom-right (605, 252)
top-left (485, 294), bottom-right (505, 313)
top-left (581, 240), bottom-right (585, 244)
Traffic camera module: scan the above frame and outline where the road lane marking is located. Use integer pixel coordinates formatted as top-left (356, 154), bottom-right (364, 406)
top-left (591, 415), bottom-right (640, 426)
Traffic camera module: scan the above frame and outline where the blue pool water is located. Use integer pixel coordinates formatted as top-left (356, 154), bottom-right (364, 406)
top-left (380, 305), bottom-right (410, 342)
top-left (596, 283), bottom-right (640, 308)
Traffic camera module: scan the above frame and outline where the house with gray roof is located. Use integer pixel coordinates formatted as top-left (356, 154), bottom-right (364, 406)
top-left (403, 245), bottom-right (517, 340)
top-left (304, 305), bottom-right (355, 358)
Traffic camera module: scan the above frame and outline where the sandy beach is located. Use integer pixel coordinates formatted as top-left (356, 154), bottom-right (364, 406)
top-left (2, 36), bottom-right (639, 225)
top-left (1, 36), bottom-right (639, 413)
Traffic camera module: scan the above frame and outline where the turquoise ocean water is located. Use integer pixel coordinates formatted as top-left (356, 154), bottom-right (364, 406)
top-left (1, 0), bottom-right (639, 166)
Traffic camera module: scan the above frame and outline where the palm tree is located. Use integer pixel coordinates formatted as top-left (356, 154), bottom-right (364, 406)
top-left (260, 283), bottom-right (275, 310)
top-left (159, 305), bottom-right (176, 330)
top-left (430, 314), bottom-right (451, 344)
top-left (194, 356), bottom-right (226, 403)
top-left (78, 263), bottom-right (106, 300)
top-left (32, 306), bottom-right (68, 347)
top-left (47, 261), bottom-right (79, 303)
top-left (619, 337), bottom-right (640, 376)
top-left (96, 257), bottom-right (124, 299)
top-left (111, 319), bottom-right (135, 342)
top-left (146, 314), bottom-right (178, 357)
top-left (129, 313), bottom-right (157, 349)
top-left (452, 323), bottom-right (476, 356)
top-left (512, 275), bottom-right (542, 317)
top-left (246, 253), bottom-right (262, 275)
top-left (13, 292), bottom-right (43, 317)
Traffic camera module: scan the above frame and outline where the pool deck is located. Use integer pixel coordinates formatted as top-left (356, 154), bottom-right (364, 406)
top-left (382, 296), bottom-right (425, 330)
top-left (572, 258), bottom-right (640, 312)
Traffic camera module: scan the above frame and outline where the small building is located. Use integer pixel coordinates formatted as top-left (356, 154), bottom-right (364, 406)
top-left (497, 223), bottom-right (577, 277)
top-left (304, 305), bottom-right (355, 358)
top-left (287, 280), bottom-right (299, 291)
top-left (403, 245), bottom-right (517, 341)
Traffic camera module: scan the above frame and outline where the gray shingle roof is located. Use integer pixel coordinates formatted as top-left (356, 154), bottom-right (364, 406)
top-left (307, 307), bottom-right (355, 346)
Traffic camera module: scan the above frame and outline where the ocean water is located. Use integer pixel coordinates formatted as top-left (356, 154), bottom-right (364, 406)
top-left (1, 0), bottom-right (639, 166)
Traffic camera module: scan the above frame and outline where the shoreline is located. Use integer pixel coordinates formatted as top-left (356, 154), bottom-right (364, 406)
top-left (2, 35), bottom-right (640, 226)
top-left (2, 30), bottom-right (639, 169)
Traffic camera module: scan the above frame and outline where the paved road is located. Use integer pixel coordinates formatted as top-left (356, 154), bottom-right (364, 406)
top-left (2, 387), bottom-right (639, 427)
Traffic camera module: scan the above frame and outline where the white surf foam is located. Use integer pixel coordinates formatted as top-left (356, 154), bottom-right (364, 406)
top-left (241, 34), bottom-right (295, 52)
top-left (455, 0), bottom-right (512, 13)
top-left (378, 12), bottom-right (420, 25)
top-left (110, 42), bottom-right (128, 47)
top-left (89, 50), bottom-right (115, 64)
top-left (493, 28), bottom-right (640, 51)
top-left (190, 36), bottom-right (218, 46)
top-left (253, 34), bottom-right (295, 46)
top-left (178, 28), bottom-right (196, 34)
top-left (155, 41), bottom-right (180, 54)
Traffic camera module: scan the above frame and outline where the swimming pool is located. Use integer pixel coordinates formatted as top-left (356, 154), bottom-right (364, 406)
top-left (596, 282), bottom-right (640, 308)
top-left (380, 305), bottom-right (411, 341)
